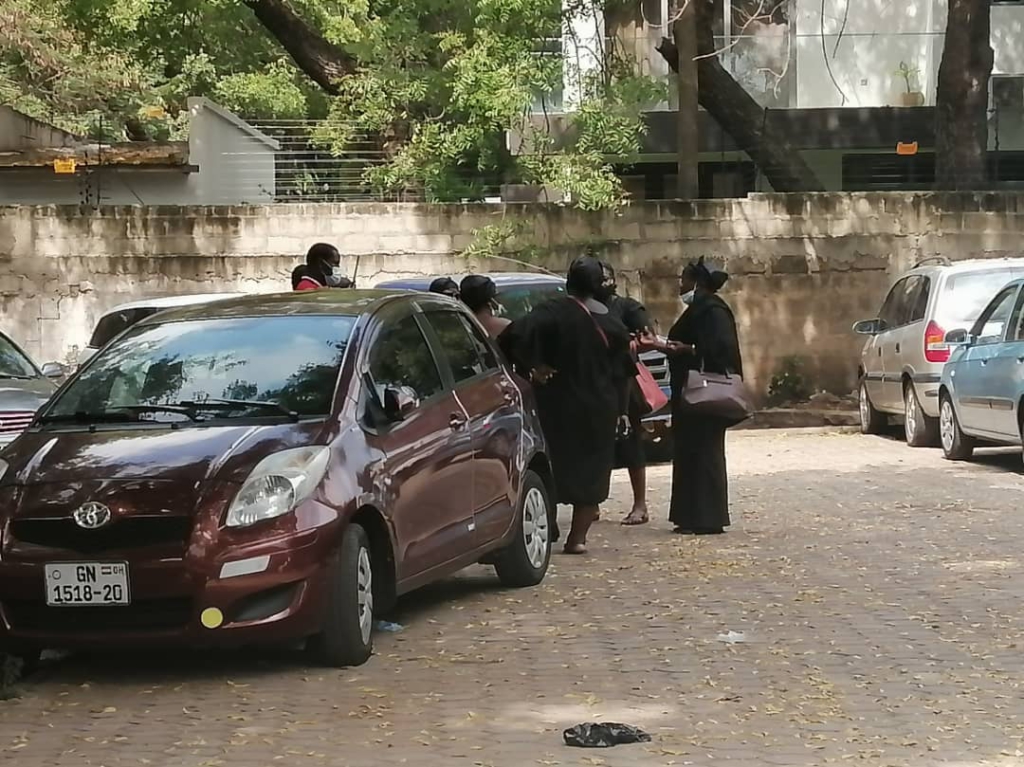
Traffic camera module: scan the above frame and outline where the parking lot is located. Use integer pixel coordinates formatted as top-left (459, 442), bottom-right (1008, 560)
top-left (4, 429), bottom-right (1024, 767)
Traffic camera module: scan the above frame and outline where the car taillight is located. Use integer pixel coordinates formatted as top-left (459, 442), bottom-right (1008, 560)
top-left (925, 320), bottom-right (949, 363)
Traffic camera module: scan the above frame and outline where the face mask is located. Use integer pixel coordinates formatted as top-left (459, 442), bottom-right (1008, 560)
top-left (681, 289), bottom-right (695, 305)
top-left (322, 260), bottom-right (344, 287)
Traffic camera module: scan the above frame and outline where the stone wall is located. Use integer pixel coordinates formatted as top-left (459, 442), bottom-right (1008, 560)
top-left (2, 193), bottom-right (1023, 400)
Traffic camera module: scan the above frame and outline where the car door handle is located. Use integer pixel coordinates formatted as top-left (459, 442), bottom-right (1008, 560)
top-left (449, 412), bottom-right (467, 430)
top-left (895, 343), bottom-right (901, 354)
top-left (1017, 357), bottom-right (1024, 364)
top-left (980, 359), bottom-right (988, 366)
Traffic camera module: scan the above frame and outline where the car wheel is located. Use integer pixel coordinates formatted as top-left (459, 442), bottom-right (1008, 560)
top-left (494, 470), bottom-right (552, 588)
top-left (859, 381), bottom-right (887, 435)
top-left (904, 383), bottom-right (939, 447)
top-left (308, 524), bottom-right (374, 668)
top-left (940, 395), bottom-right (974, 461)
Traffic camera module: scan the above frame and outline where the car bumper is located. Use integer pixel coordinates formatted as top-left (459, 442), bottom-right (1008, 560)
top-left (0, 515), bottom-right (339, 652)
top-left (914, 376), bottom-right (942, 418)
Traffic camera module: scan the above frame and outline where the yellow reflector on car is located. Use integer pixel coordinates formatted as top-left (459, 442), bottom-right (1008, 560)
top-left (200, 607), bottom-right (224, 629)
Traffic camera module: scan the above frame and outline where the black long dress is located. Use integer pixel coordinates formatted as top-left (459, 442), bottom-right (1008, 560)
top-left (666, 292), bottom-right (744, 531)
top-left (606, 295), bottom-right (652, 469)
top-left (507, 297), bottom-right (620, 506)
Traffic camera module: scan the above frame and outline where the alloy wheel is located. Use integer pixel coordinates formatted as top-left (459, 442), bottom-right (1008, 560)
top-left (904, 388), bottom-right (918, 442)
top-left (356, 547), bottom-right (374, 645)
top-left (522, 487), bottom-right (549, 569)
top-left (940, 400), bottom-right (955, 453)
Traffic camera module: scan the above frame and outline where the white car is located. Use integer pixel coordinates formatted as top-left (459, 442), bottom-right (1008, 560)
top-left (78, 293), bottom-right (242, 366)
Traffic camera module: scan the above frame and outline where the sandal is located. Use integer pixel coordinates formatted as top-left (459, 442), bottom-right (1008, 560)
top-left (621, 508), bottom-right (649, 526)
top-left (563, 542), bottom-right (588, 555)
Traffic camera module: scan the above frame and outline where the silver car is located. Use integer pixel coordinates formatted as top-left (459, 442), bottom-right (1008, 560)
top-left (854, 257), bottom-right (1024, 446)
top-left (939, 277), bottom-right (1024, 461)
top-left (0, 331), bottom-right (63, 449)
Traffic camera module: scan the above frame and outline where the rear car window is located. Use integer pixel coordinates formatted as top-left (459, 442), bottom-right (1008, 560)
top-left (50, 316), bottom-right (356, 420)
top-left (937, 269), bottom-right (1024, 328)
top-left (88, 308), bottom-right (160, 348)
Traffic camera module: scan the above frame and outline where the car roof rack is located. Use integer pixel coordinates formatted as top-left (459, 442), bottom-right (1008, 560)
top-left (912, 256), bottom-right (951, 270)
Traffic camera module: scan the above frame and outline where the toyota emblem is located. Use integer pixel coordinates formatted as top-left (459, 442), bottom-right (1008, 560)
top-left (72, 502), bottom-right (112, 530)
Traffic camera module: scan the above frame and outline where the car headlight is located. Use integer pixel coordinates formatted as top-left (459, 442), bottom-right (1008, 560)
top-left (225, 447), bottom-right (330, 528)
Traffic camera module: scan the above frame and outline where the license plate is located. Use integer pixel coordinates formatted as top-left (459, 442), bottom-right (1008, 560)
top-left (45, 562), bottom-right (130, 606)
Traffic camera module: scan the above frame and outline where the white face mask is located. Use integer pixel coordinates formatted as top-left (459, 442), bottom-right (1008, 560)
top-left (681, 289), bottom-right (695, 306)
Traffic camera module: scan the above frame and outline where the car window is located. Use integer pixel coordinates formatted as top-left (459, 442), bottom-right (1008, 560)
top-left (48, 316), bottom-right (355, 420)
top-left (877, 278), bottom-right (909, 330)
top-left (425, 311), bottom-right (497, 383)
top-left (1010, 289), bottom-right (1024, 342)
top-left (0, 334), bottom-right (39, 379)
top-left (89, 308), bottom-right (159, 348)
top-left (972, 285), bottom-right (1018, 344)
top-left (494, 284), bottom-right (565, 320)
top-left (908, 276), bottom-right (931, 323)
top-left (368, 314), bottom-right (444, 403)
top-left (937, 268), bottom-right (1024, 329)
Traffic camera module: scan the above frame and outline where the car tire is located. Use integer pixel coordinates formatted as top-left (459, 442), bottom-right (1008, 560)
top-left (940, 395), bottom-right (974, 461)
top-left (494, 470), bottom-right (552, 588)
top-left (308, 524), bottom-right (374, 668)
top-left (904, 383), bottom-right (939, 447)
top-left (859, 381), bottom-right (887, 435)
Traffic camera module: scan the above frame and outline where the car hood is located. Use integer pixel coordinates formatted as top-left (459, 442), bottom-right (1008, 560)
top-left (3, 422), bottom-right (328, 486)
top-left (0, 377), bottom-right (55, 412)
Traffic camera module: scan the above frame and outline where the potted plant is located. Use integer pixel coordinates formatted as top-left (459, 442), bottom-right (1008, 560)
top-left (895, 61), bottom-right (925, 107)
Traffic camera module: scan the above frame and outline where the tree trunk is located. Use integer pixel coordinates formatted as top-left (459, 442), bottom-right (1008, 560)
top-left (673, 2), bottom-right (699, 198)
top-left (657, 0), bottom-right (822, 192)
top-left (934, 0), bottom-right (993, 190)
top-left (244, 0), bottom-right (355, 93)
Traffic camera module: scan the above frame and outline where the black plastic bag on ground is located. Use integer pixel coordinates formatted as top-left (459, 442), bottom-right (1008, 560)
top-left (563, 722), bottom-right (652, 748)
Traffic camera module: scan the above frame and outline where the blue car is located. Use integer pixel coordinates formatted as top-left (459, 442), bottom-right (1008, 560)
top-left (374, 272), bottom-right (673, 454)
top-left (939, 277), bottom-right (1024, 461)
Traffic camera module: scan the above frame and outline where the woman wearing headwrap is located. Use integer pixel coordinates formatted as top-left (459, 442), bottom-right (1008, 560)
top-left (505, 256), bottom-right (622, 554)
top-left (459, 275), bottom-right (511, 339)
top-left (648, 257), bottom-right (743, 535)
top-left (429, 277), bottom-right (461, 298)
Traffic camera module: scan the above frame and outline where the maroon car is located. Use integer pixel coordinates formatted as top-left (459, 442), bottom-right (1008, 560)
top-left (0, 290), bottom-right (554, 666)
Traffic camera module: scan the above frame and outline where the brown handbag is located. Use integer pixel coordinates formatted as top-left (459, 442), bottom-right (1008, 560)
top-left (680, 367), bottom-right (754, 425)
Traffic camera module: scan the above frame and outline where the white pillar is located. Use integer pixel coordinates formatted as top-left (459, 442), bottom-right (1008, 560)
top-left (562, 0), bottom-right (606, 109)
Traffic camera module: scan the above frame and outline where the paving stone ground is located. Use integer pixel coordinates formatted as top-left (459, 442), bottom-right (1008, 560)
top-left (5, 430), bottom-right (1024, 766)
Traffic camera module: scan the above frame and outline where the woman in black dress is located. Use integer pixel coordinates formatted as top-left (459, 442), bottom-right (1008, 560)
top-left (654, 257), bottom-right (743, 535)
top-left (507, 256), bottom-right (621, 554)
top-left (596, 262), bottom-right (654, 525)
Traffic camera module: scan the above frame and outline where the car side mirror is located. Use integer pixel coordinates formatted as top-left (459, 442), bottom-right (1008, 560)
top-left (382, 386), bottom-right (419, 422)
top-left (944, 328), bottom-right (974, 347)
top-left (41, 362), bottom-right (65, 379)
top-left (853, 319), bottom-right (882, 336)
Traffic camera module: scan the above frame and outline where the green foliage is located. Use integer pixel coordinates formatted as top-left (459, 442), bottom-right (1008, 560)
top-left (3, 0), bottom-right (664, 211)
top-left (768, 356), bottom-right (813, 406)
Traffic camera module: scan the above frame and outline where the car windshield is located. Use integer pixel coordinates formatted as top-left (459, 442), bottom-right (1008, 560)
top-left (494, 284), bottom-right (565, 320)
top-left (938, 268), bottom-right (1024, 328)
top-left (0, 334), bottom-right (39, 379)
top-left (46, 315), bottom-right (356, 423)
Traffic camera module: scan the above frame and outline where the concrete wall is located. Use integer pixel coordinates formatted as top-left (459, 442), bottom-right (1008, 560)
top-left (2, 193), bottom-right (1022, 399)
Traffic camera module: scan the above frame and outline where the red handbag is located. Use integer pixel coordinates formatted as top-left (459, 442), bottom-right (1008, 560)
top-left (636, 361), bottom-right (668, 414)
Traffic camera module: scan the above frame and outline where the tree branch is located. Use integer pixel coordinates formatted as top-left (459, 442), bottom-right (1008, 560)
top-left (243, 0), bottom-right (356, 94)
top-left (657, 0), bottom-right (822, 192)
